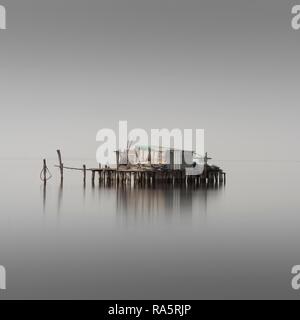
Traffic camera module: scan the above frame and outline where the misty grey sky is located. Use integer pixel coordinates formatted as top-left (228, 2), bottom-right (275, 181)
top-left (0, 0), bottom-right (299, 161)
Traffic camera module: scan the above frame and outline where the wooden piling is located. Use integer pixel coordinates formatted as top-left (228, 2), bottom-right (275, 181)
top-left (98, 170), bottom-right (102, 185)
top-left (56, 149), bottom-right (64, 181)
top-left (115, 151), bottom-right (120, 171)
top-left (214, 172), bottom-right (218, 184)
top-left (219, 171), bottom-right (224, 183)
top-left (92, 170), bottom-right (95, 186)
top-left (83, 165), bottom-right (86, 182)
top-left (148, 147), bottom-right (152, 164)
top-left (43, 159), bottom-right (47, 184)
top-left (208, 172), bottom-right (214, 184)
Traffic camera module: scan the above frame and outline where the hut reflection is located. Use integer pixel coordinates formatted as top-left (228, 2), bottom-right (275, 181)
top-left (115, 183), bottom-right (224, 224)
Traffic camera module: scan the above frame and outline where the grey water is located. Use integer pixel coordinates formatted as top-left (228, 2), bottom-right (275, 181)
top-left (0, 159), bottom-right (300, 300)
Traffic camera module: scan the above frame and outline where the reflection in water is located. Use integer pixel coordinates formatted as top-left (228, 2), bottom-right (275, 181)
top-left (57, 181), bottom-right (63, 215)
top-left (112, 183), bottom-right (224, 225)
top-left (30, 161), bottom-right (300, 299)
top-left (42, 183), bottom-right (47, 214)
top-left (42, 180), bottom-right (224, 224)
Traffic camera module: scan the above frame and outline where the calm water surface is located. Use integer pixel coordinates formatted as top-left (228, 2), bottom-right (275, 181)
top-left (0, 159), bottom-right (300, 299)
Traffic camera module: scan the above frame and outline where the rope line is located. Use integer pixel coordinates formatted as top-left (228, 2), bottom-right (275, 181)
top-left (40, 165), bottom-right (52, 181)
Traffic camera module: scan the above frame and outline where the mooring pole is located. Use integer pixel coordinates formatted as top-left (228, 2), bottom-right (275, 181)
top-left (115, 150), bottom-right (120, 171)
top-left (83, 165), bottom-right (86, 183)
top-left (43, 159), bottom-right (47, 184)
top-left (92, 170), bottom-right (95, 185)
top-left (57, 149), bottom-right (64, 181)
top-left (148, 147), bottom-right (152, 164)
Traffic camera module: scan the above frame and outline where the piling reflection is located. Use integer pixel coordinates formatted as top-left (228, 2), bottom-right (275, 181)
top-left (57, 181), bottom-right (63, 215)
top-left (42, 178), bottom-right (224, 224)
top-left (113, 183), bottom-right (224, 225)
top-left (42, 183), bottom-right (47, 214)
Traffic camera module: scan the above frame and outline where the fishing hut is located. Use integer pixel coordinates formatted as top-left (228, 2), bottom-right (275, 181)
top-left (41, 146), bottom-right (226, 187)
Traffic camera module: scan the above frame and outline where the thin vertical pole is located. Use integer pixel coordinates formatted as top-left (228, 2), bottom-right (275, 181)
top-left (43, 159), bottom-right (47, 184)
top-left (57, 149), bottom-right (63, 181)
top-left (83, 165), bottom-right (86, 183)
top-left (92, 170), bottom-right (95, 186)
top-left (148, 147), bottom-right (152, 164)
top-left (115, 151), bottom-right (120, 170)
